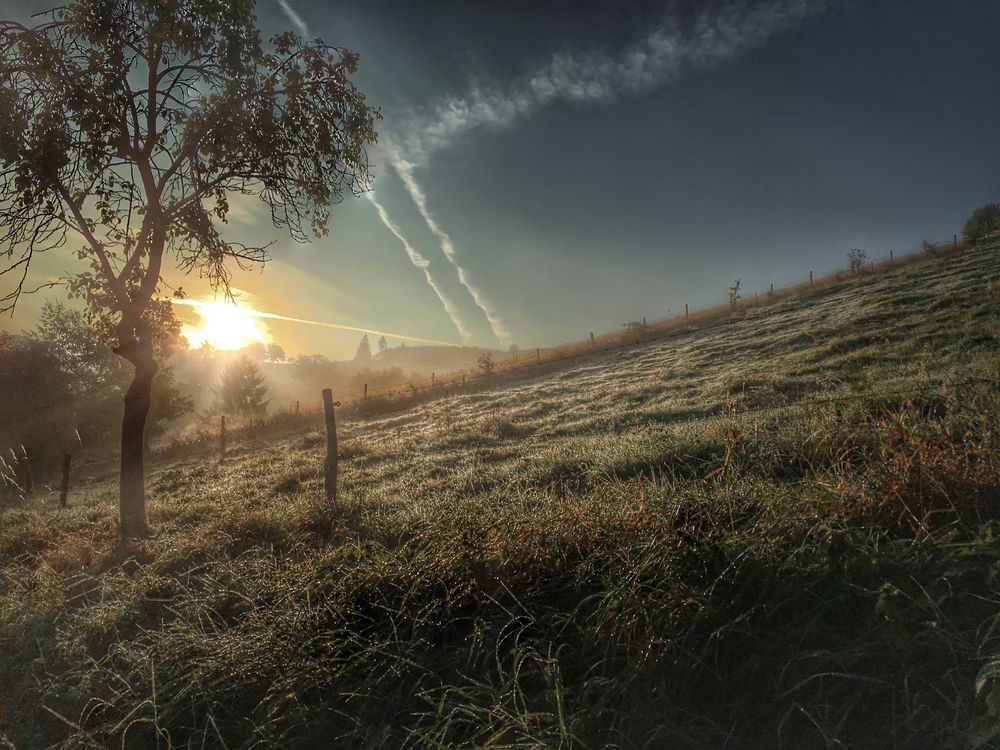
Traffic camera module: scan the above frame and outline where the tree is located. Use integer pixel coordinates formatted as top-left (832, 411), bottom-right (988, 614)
top-left (28, 300), bottom-right (191, 447)
top-left (217, 356), bottom-right (268, 417)
top-left (728, 279), bottom-right (742, 310)
top-left (354, 333), bottom-right (372, 363)
top-left (848, 248), bottom-right (868, 274)
top-left (377, 335), bottom-right (388, 354)
top-left (263, 343), bottom-right (286, 362)
top-left (0, 2), bottom-right (379, 536)
top-left (477, 352), bottom-right (495, 376)
top-left (963, 203), bottom-right (1000, 245)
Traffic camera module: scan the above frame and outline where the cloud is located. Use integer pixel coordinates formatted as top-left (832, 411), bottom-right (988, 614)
top-left (275, 0), bottom-right (309, 40)
top-left (373, 0), bottom-right (831, 346)
top-left (365, 193), bottom-right (474, 343)
top-left (395, 0), bottom-right (830, 163)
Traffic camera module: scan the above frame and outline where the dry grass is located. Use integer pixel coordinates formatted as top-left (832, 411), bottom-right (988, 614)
top-left (1, 242), bottom-right (999, 749)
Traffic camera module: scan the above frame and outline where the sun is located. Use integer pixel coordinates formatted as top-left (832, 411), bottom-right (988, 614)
top-left (181, 301), bottom-right (269, 351)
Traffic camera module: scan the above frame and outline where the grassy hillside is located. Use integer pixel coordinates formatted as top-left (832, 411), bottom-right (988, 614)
top-left (2, 243), bottom-right (999, 749)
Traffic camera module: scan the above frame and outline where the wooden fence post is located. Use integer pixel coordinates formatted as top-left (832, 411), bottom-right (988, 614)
top-left (322, 389), bottom-right (338, 509)
top-left (59, 454), bottom-right (71, 508)
top-left (219, 415), bottom-right (226, 463)
top-left (954, 234), bottom-right (958, 249)
top-left (770, 282), bottom-right (774, 293)
top-left (295, 400), bottom-right (300, 416)
top-left (685, 303), bottom-right (689, 321)
top-left (809, 270), bottom-right (813, 286)
top-left (363, 383), bottom-right (368, 402)
top-left (590, 332), bottom-right (595, 347)
top-left (889, 249), bottom-right (893, 264)
top-left (536, 348), bottom-right (541, 365)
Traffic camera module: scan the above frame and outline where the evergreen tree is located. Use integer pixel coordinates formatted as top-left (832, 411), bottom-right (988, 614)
top-left (218, 356), bottom-right (269, 417)
top-left (377, 335), bottom-right (388, 354)
top-left (354, 334), bottom-right (372, 363)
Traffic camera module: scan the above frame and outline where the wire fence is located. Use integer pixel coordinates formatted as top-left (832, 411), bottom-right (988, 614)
top-left (280, 236), bottom-right (969, 412)
top-left (9, 232), bottom-right (983, 480)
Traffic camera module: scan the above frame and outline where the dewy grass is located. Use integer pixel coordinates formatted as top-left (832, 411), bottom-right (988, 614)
top-left (1, 243), bottom-right (1000, 749)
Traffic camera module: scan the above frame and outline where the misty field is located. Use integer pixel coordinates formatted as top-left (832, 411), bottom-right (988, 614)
top-left (2, 243), bottom-right (999, 749)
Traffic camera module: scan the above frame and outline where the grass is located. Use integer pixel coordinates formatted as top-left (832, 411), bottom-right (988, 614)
top-left (1, 243), bottom-right (999, 749)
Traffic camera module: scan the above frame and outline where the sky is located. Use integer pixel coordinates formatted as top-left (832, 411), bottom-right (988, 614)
top-left (2, 0), bottom-right (999, 358)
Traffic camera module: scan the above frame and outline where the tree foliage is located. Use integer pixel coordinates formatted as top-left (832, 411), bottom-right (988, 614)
top-left (963, 203), bottom-right (1000, 246)
top-left (848, 248), bottom-right (868, 274)
top-left (728, 279), bottom-right (742, 309)
top-left (1, 1), bottom-right (380, 327)
top-left (477, 352), bottom-right (495, 376)
top-left (217, 355), bottom-right (268, 417)
top-left (353, 333), bottom-right (371, 363)
top-left (0, 0), bottom-right (378, 534)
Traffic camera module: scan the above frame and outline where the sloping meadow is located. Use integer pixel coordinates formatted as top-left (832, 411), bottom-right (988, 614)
top-left (2, 244), bottom-right (999, 748)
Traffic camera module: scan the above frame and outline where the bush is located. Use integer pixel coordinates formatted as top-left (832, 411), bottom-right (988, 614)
top-left (963, 203), bottom-right (1000, 245)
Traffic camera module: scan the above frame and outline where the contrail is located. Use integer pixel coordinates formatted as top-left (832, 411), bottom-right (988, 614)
top-left (383, 0), bottom-right (830, 346)
top-left (387, 149), bottom-right (513, 345)
top-left (172, 298), bottom-right (459, 347)
top-left (396, 0), bottom-right (831, 162)
top-left (365, 193), bottom-right (474, 343)
top-left (275, 0), bottom-right (309, 39)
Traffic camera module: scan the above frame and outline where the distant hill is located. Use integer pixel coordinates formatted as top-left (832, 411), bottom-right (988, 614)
top-left (373, 344), bottom-right (506, 374)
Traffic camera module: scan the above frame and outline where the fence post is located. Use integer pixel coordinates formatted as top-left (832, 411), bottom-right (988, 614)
top-left (18, 445), bottom-right (32, 495)
top-left (889, 250), bottom-right (893, 264)
top-left (870, 261), bottom-right (874, 273)
top-left (431, 372), bottom-right (436, 388)
top-left (363, 383), bottom-right (368, 402)
top-left (685, 303), bottom-right (689, 322)
top-left (536, 348), bottom-right (541, 365)
top-left (590, 332), bottom-right (595, 348)
top-left (322, 388), bottom-right (338, 510)
top-left (755, 291), bottom-right (759, 303)
top-left (295, 400), bottom-right (300, 416)
top-left (770, 282), bottom-right (774, 293)
top-left (809, 270), bottom-right (813, 286)
top-left (59, 454), bottom-right (71, 508)
top-left (219, 415), bottom-right (226, 463)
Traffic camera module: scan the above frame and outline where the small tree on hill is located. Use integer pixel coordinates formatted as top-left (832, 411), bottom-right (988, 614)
top-left (728, 279), bottom-right (742, 310)
top-left (0, 1), bottom-right (379, 536)
top-left (218, 356), bottom-right (268, 418)
top-left (377, 335), bottom-right (388, 354)
top-left (964, 203), bottom-right (1000, 245)
top-left (477, 352), bottom-right (495, 376)
top-left (848, 248), bottom-right (868, 274)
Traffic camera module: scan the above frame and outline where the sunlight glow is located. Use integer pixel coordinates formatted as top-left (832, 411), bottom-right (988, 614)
top-left (181, 301), bottom-right (270, 351)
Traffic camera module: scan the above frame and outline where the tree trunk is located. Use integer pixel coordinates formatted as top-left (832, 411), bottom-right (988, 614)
top-left (118, 337), bottom-right (157, 539)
